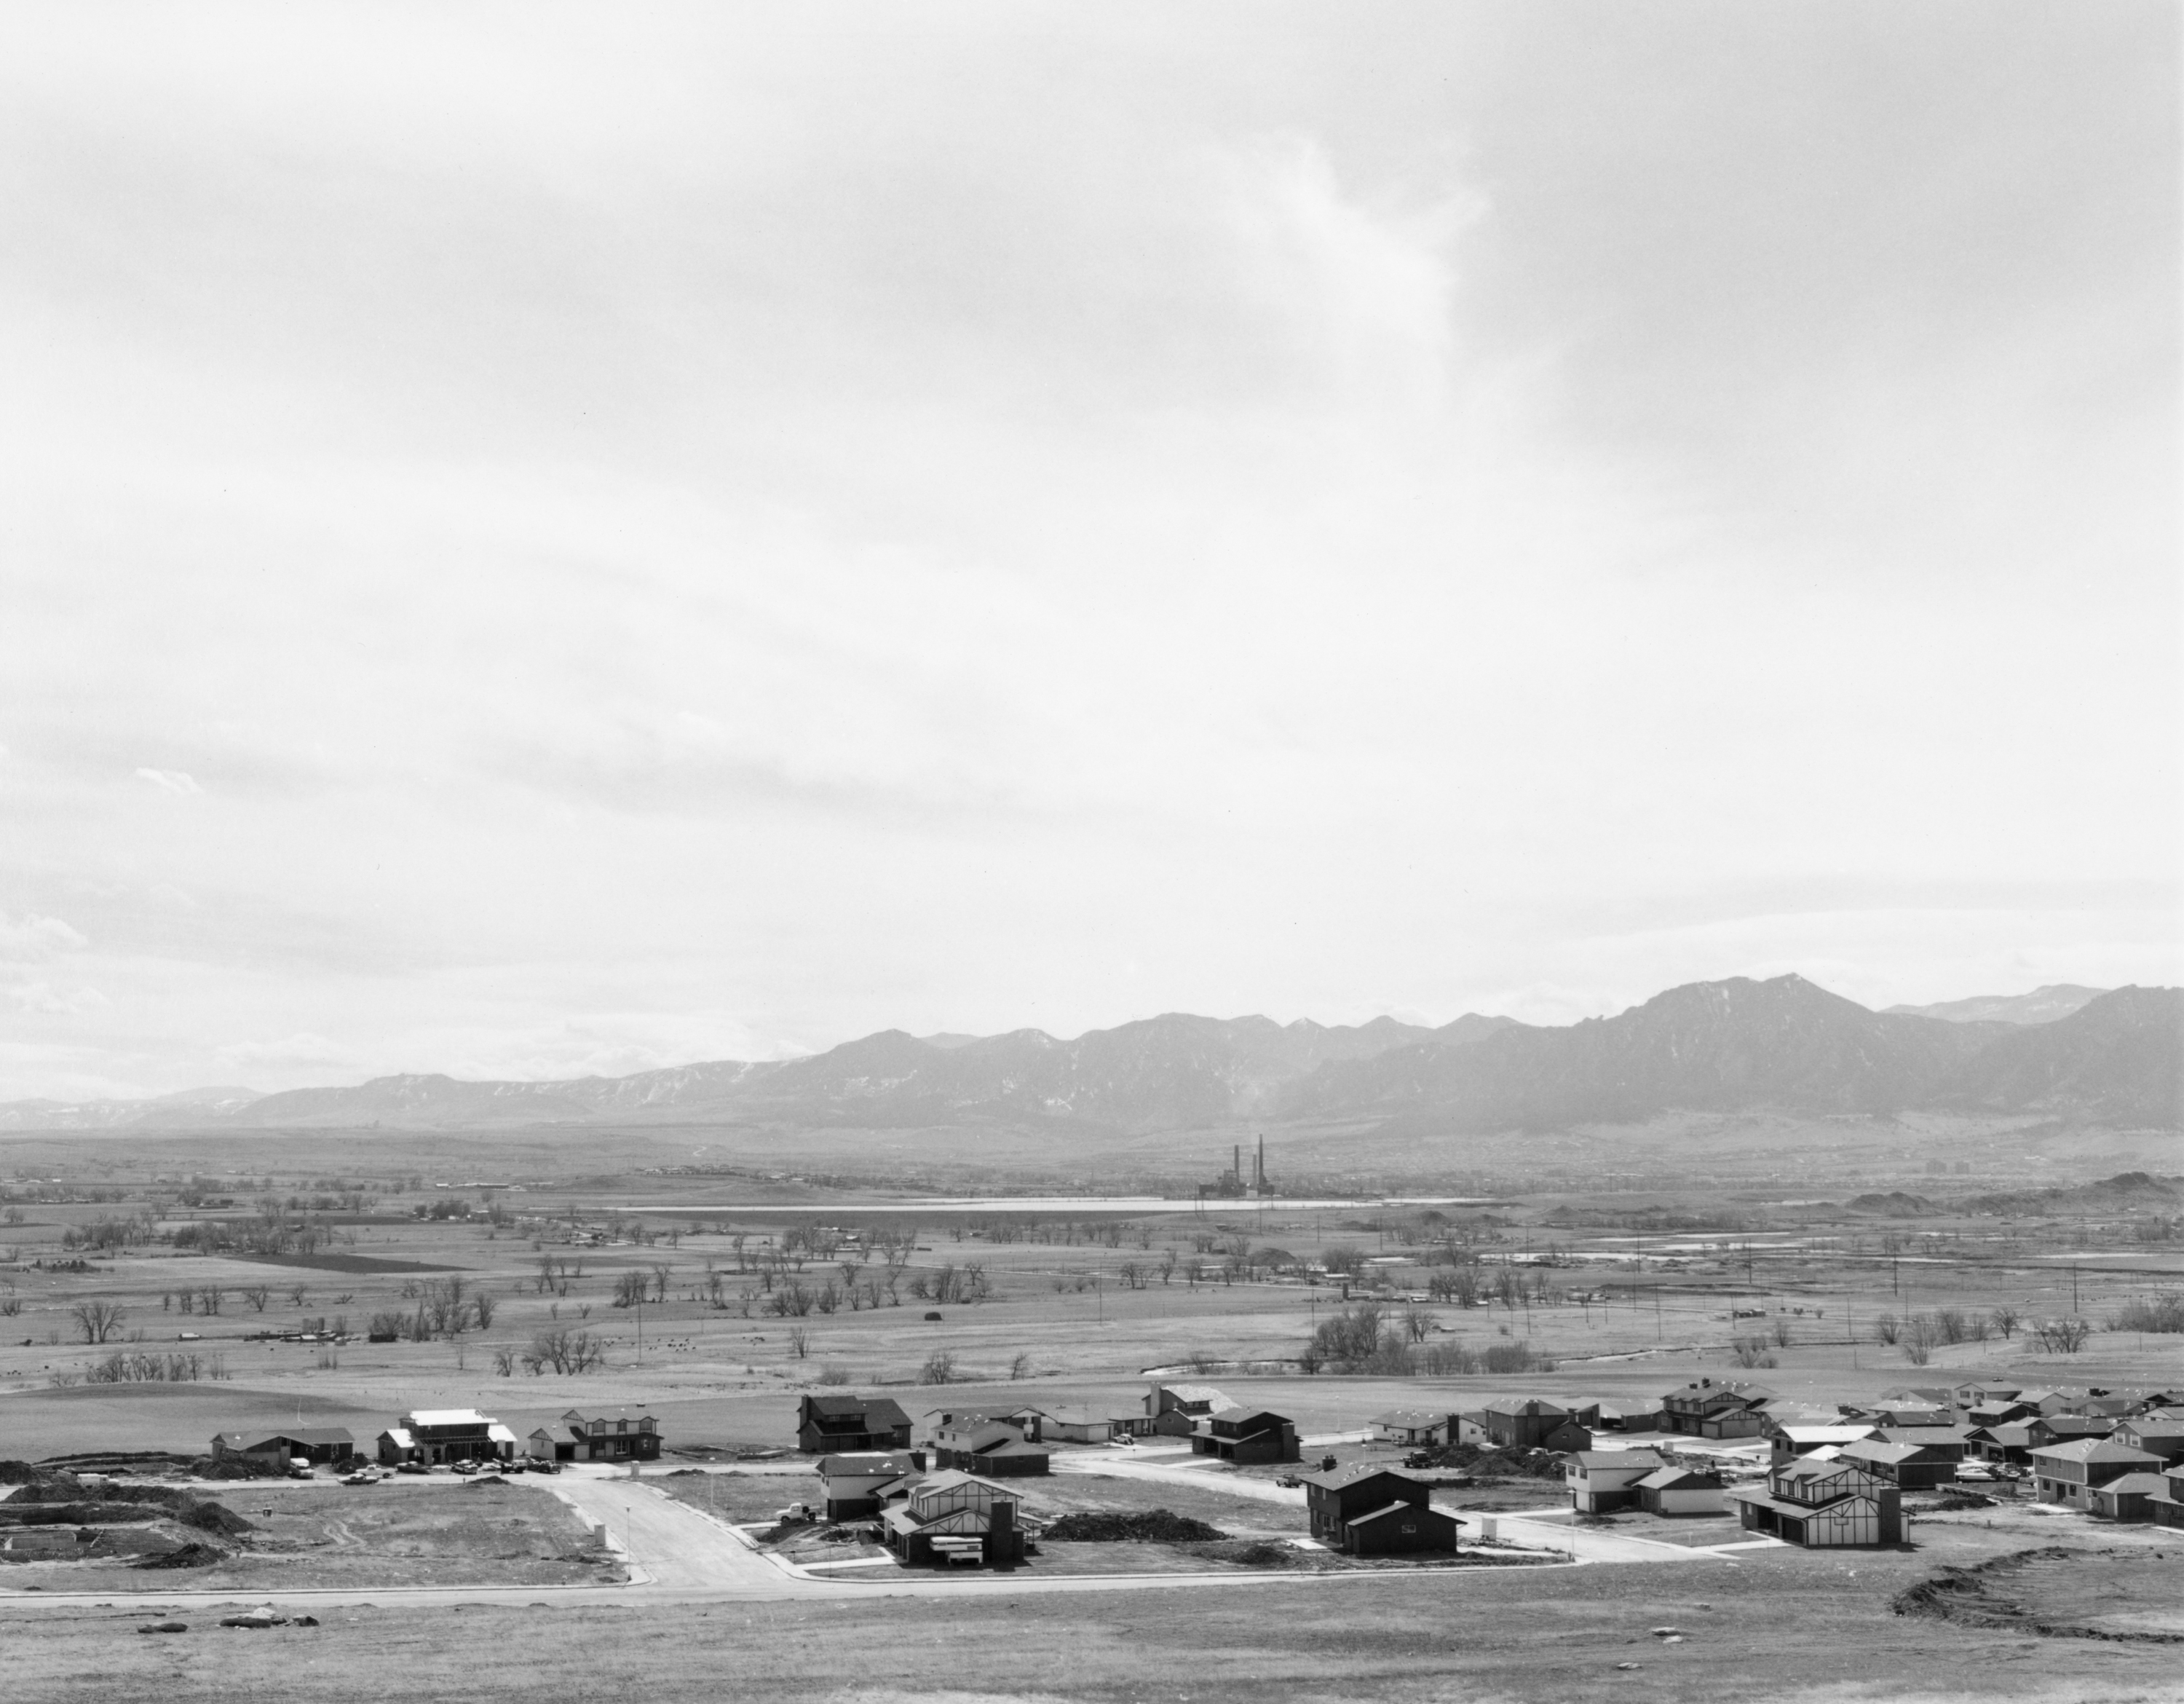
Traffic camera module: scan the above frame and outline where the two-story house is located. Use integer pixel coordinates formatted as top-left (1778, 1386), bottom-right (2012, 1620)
top-left (878, 1470), bottom-right (1025, 1569)
top-left (377, 1408), bottom-right (517, 1467)
top-left (1728, 1456), bottom-right (1902, 1547)
top-left (1564, 1450), bottom-right (1663, 1513)
top-left (1190, 1407), bottom-right (1300, 1465)
top-left (2027, 1437), bottom-right (2164, 1509)
top-left (796, 1394), bottom-right (913, 1455)
top-left (1660, 1378), bottom-right (1773, 1438)
top-left (1299, 1464), bottom-right (1459, 1555)
top-left (816, 1451), bottom-right (924, 1520)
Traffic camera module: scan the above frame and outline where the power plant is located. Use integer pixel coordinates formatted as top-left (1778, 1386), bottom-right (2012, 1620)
top-left (1202, 1135), bottom-right (1271, 1199)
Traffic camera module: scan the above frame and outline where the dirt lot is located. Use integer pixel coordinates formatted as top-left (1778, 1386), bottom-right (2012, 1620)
top-left (0, 1480), bottom-right (614, 1594)
top-left (3, 1537), bottom-right (2182, 1703)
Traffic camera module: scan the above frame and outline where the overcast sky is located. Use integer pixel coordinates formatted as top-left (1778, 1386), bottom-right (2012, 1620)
top-left (1, 2), bottom-right (2177, 1100)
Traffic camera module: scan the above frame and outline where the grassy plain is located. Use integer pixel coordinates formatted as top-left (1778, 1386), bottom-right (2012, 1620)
top-left (1, 1125), bottom-right (2180, 1700)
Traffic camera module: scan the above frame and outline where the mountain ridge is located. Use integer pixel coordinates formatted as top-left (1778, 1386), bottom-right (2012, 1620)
top-left (2, 979), bottom-right (2173, 1135)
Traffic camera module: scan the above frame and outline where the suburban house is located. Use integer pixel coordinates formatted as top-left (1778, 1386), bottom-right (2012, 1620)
top-left (2086, 1472), bottom-right (2169, 1522)
top-left (2111, 1419), bottom-right (2184, 1464)
top-left (1766, 1422), bottom-right (1876, 1467)
top-left (1951, 1382), bottom-right (2023, 1409)
top-left (1634, 1466), bottom-right (1725, 1516)
top-left (1299, 1464), bottom-right (1460, 1555)
top-left (2148, 1463), bottom-right (2184, 1528)
top-left (2027, 1438), bottom-right (2164, 1509)
top-left (1007, 1404), bottom-right (1115, 1445)
top-left (526, 1408), bottom-right (662, 1464)
top-left (2025, 1413), bottom-right (2116, 1448)
top-left (1966, 1401), bottom-right (2038, 1429)
top-left (1729, 1457), bottom-right (1903, 1547)
top-left (1564, 1450), bottom-right (1663, 1513)
top-left (1451, 1410), bottom-right (1492, 1446)
top-left (1966, 1422), bottom-right (2038, 1467)
top-left (1838, 1439), bottom-right (1959, 1491)
top-left (1370, 1409), bottom-right (1452, 1448)
top-left (816, 1451), bottom-right (924, 1520)
top-left (1660, 1379), bottom-right (1773, 1438)
top-left (210, 1428), bottom-right (356, 1468)
top-left (1588, 1400), bottom-right (1665, 1434)
top-left (929, 1416), bottom-right (1051, 1478)
top-left (376, 1409), bottom-right (518, 1467)
top-left (878, 1470), bottom-right (1026, 1569)
top-left (796, 1395), bottom-right (913, 1455)
top-left (1867, 1404), bottom-right (1952, 1429)
top-left (1144, 1383), bottom-right (1238, 1437)
top-left (1481, 1399), bottom-right (1591, 1453)
top-left (1190, 1407), bottom-right (1301, 1465)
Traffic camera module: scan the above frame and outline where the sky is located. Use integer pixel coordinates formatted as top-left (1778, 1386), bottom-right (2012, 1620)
top-left (1, 1), bottom-right (2177, 1101)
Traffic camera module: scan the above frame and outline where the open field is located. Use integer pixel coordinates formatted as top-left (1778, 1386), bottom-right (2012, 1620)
top-left (1, 1129), bottom-right (2180, 1700)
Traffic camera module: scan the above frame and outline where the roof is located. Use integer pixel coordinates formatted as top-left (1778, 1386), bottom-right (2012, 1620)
top-left (1637, 1467), bottom-right (1721, 1491)
top-left (804, 1395), bottom-right (911, 1427)
top-left (1775, 1456), bottom-right (1878, 1486)
top-left (1662, 1380), bottom-right (1773, 1404)
top-left (487, 1424), bottom-right (519, 1445)
top-left (1347, 1499), bottom-right (1450, 1528)
top-left (909, 1469), bottom-right (1012, 1499)
top-left (403, 1408), bottom-right (495, 1429)
top-left (1214, 1408), bottom-right (1291, 1431)
top-left (1779, 1426), bottom-right (1875, 1445)
top-left (1840, 1442), bottom-right (1932, 1466)
top-left (381, 1427), bottom-right (416, 1448)
top-left (1483, 1397), bottom-right (1569, 1418)
top-left (1371, 1408), bottom-right (1451, 1428)
top-left (1017, 1404), bottom-right (1107, 1427)
top-left (1154, 1383), bottom-right (1234, 1407)
top-left (563, 1408), bottom-right (654, 1427)
top-left (2028, 1439), bottom-right (2164, 1467)
top-left (1298, 1462), bottom-right (1421, 1493)
top-left (819, 1451), bottom-right (922, 1477)
top-left (2091, 1473), bottom-right (2171, 1497)
top-left (216, 1428), bottom-right (355, 1450)
top-left (1569, 1451), bottom-right (1663, 1472)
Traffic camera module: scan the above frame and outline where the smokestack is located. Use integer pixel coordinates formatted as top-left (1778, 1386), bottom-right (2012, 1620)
top-left (1233, 1143), bottom-right (1241, 1183)
top-left (1256, 1135), bottom-right (1265, 1188)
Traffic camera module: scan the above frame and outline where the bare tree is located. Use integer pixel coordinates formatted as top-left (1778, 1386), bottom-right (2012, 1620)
top-left (472, 1291), bottom-right (496, 1329)
top-left (919, 1349), bottom-right (957, 1385)
top-left (787, 1326), bottom-right (810, 1359)
top-left (242, 1286), bottom-right (271, 1312)
top-left (72, 1299), bottom-right (126, 1343)
top-left (1990, 1305), bottom-right (2022, 1340)
top-left (1008, 1351), bottom-right (1032, 1380)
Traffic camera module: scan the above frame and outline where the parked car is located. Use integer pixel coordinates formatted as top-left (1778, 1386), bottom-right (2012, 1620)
top-left (1274, 1474), bottom-right (1302, 1489)
top-left (395, 1461), bottom-right (428, 1475)
top-left (341, 1469), bottom-right (379, 1486)
top-left (450, 1460), bottom-right (478, 1476)
top-left (286, 1458), bottom-right (314, 1479)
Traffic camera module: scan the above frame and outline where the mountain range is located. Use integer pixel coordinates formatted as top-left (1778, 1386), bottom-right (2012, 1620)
top-left (2, 977), bottom-right (2175, 1136)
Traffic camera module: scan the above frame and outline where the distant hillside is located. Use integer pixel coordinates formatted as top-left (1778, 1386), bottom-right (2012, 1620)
top-left (1281, 974), bottom-right (2003, 1130)
top-left (1886, 985), bottom-right (2108, 1025)
top-left (2, 975), bottom-right (2172, 1136)
top-left (1929, 987), bottom-right (2183, 1127)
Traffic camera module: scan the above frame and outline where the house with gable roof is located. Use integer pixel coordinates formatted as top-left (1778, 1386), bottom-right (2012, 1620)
top-left (1729, 1456), bottom-right (1903, 1547)
top-left (1299, 1463), bottom-right (1459, 1555)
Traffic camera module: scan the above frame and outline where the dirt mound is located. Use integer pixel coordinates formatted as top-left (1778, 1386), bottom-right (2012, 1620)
top-left (189, 1456), bottom-right (288, 1481)
top-left (1184, 1539), bottom-right (1302, 1568)
top-left (1412, 1443), bottom-right (1567, 1480)
top-left (1894, 1547), bottom-right (2184, 1644)
top-left (134, 1542), bottom-right (226, 1570)
top-left (174, 1499), bottom-right (253, 1537)
top-left (1043, 1510), bottom-right (1227, 1544)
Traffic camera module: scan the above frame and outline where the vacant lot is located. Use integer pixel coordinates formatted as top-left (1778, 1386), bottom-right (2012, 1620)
top-left (4, 1539), bottom-right (2182, 1703)
top-left (0, 1480), bottom-right (614, 1594)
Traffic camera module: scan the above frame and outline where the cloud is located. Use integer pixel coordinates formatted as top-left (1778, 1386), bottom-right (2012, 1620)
top-left (212, 1032), bottom-right (354, 1072)
top-left (134, 767), bottom-right (202, 796)
top-left (0, 912), bottom-right (87, 960)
